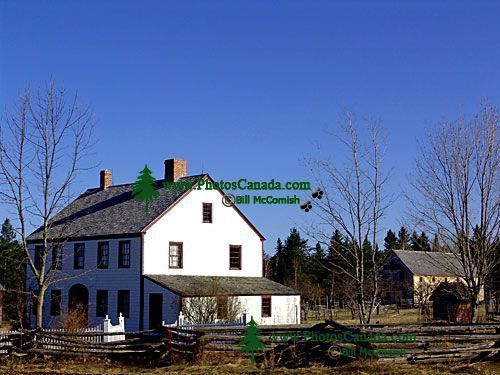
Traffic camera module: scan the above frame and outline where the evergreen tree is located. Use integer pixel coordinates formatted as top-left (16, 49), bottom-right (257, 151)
top-left (282, 228), bottom-right (308, 289)
top-left (431, 234), bottom-right (441, 252)
top-left (410, 231), bottom-right (431, 251)
top-left (133, 165), bottom-right (159, 212)
top-left (239, 318), bottom-right (266, 366)
top-left (384, 229), bottom-right (398, 251)
top-left (327, 230), bottom-right (345, 302)
top-left (308, 242), bottom-right (328, 286)
top-left (419, 232), bottom-right (431, 252)
top-left (397, 226), bottom-right (410, 250)
top-left (269, 238), bottom-right (286, 284)
top-left (0, 218), bottom-right (25, 324)
top-left (0, 218), bottom-right (24, 289)
top-left (409, 231), bottom-right (419, 251)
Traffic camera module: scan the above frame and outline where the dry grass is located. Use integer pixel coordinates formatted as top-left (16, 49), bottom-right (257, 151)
top-left (306, 305), bottom-right (489, 325)
top-left (0, 357), bottom-right (498, 374)
top-left (305, 308), bottom-right (424, 325)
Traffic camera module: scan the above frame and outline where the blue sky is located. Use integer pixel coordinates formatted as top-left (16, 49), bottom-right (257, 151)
top-left (1, 1), bottom-right (499, 254)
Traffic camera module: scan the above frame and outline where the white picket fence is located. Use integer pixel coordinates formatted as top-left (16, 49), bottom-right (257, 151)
top-left (0, 314), bottom-right (125, 353)
top-left (102, 313), bottom-right (125, 342)
top-left (163, 311), bottom-right (250, 330)
top-left (41, 325), bottom-right (103, 350)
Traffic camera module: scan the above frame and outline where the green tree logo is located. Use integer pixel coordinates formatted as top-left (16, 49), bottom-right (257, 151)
top-left (133, 165), bottom-right (159, 212)
top-left (239, 317), bottom-right (267, 366)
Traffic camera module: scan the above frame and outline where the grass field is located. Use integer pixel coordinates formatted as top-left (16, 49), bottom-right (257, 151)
top-left (306, 306), bottom-right (489, 325)
top-left (0, 358), bottom-right (498, 374)
top-left (0, 309), bottom-right (497, 374)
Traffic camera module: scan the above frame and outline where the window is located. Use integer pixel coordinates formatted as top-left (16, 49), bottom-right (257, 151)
top-left (34, 245), bottom-right (43, 271)
top-left (97, 242), bottom-right (109, 269)
top-left (117, 290), bottom-right (130, 318)
top-left (118, 241), bottom-right (131, 268)
top-left (96, 290), bottom-right (108, 317)
top-left (50, 290), bottom-right (62, 316)
top-left (432, 277), bottom-right (436, 283)
top-left (419, 276), bottom-right (423, 282)
top-left (261, 296), bottom-right (271, 317)
top-left (229, 245), bottom-right (242, 270)
top-left (169, 242), bottom-right (183, 268)
top-left (74, 243), bottom-right (85, 269)
top-left (202, 203), bottom-right (212, 223)
top-left (52, 245), bottom-right (62, 270)
top-left (444, 277), bottom-right (448, 282)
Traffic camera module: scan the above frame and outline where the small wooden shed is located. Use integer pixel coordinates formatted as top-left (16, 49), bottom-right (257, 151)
top-left (430, 281), bottom-right (471, 323)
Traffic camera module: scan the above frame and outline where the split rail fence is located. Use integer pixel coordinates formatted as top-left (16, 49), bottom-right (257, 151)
top-left (1, 320), bottom-right (499, 367)
top-left (196, 320), bottom-right (500, 366)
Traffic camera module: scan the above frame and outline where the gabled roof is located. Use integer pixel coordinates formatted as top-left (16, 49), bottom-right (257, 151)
top-left (390, 250), bottom-right (464, 277)
top-left (145, 275), bottom-right (299, 296)
top-left (26, 174), bottom-right (201, 241)
top-left (27, 173), bottom-right (265, 242)
top-left (0, 283), bottom-right (4, 291)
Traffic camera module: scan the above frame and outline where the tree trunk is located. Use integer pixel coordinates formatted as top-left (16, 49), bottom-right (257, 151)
top-left (36, 286), bottom-right (47, 329)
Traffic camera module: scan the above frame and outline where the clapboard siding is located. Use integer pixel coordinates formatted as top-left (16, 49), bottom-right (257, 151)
top-left (143, 187), bottom-right (263, 277)
top-left (26, 237), bottom-right (142, 331)
top-left (143, 277), bottom-right (180, 329)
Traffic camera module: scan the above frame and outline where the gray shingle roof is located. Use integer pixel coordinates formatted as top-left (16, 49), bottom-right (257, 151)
top-left (27, 175), bottom-right (205, 241)
top-left (392, 250), bottom-right (464, 277)
top-left (145, 275), bottom-right (299, 296)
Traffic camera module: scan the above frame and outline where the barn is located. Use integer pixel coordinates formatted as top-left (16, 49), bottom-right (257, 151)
top-left (430, 281), bottom-right (471, 323)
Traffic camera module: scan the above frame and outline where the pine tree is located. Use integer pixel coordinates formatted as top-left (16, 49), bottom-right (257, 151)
top-left (410, 231), bottom-right (431, 251)
top-left (269, 238), bottom-right (286, 284)
top-left (0, 218), bottom-right (24, 289)
top-left (282, 228), bottom-right (308, 289)
top-left (409, 231), bottom-right (419, 251)
top-left (397, 226), bottom-right (410, 250)
top-left (239, 317), bottom-right (266, 366)
top-left (327, 230), bottom-right (345, 303)
top-left (418, 232), bottom-right (431, 252)
top-left (132, 165), bottom-right (159, 212)
top-left (0, 218), bottom-right (25, 324)
top-left (431, 234), bottom-right (441, 252)
top-left (308, 242), bottom-right (328, 286)
top-left (384, 229), bottom-right (398, 251)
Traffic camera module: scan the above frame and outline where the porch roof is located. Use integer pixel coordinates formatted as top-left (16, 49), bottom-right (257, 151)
top-left (145, 275), bottom-right (299, 297)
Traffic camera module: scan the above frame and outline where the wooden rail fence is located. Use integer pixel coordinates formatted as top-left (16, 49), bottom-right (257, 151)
top-left (0, 321), bottom-right (498, 367)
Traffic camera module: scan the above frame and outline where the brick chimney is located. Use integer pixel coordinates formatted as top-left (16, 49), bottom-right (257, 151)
top-left (164, 159), bottom-right (187, 181)
top-left (100, 169), bottom-right (112, 190)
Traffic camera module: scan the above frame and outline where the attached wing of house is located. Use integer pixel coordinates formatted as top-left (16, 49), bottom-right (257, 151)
top-left (26, 159), bottom-right (300, 330)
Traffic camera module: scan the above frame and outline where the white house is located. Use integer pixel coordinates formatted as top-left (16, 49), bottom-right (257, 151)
top-left (26, 158), bottom-right (300, 330)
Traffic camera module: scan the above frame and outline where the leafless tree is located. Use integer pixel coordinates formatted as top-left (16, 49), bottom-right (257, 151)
top-left (304, 111), bottom-right (392, 324)
top-left (183, 295), bottom-right (243, 324)
top-left (408, 102), bottom-right (499, 322)
top-left (413, 279), bottom-right (434, 320)
top-left (0, 82), bottom-right (95, 328)
top-left (181, 280), bottom-right (243, 323)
